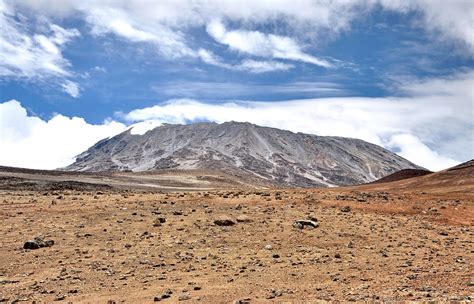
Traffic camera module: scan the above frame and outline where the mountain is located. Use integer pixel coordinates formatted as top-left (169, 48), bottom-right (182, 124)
top-left (65, 121), bottom-right (421, 187)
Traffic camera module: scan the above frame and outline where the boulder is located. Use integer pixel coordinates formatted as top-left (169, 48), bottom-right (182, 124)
top-left (214, 216), bottom-right (236, 226)
top-left (23, 236), bottom-right (54, 250)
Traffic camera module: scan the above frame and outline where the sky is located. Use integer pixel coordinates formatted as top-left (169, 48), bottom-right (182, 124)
top-left (0, 0), bottom-right (473, 171)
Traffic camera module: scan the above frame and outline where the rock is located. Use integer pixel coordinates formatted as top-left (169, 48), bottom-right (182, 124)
top-left (23, 236), bottom-right (54, 250)
top-left (154, 289), bottom-right (173, 301)
top-left (264, 244), bottom-right (273, 250)
top-left (214, 216), bottom-right (236, 226)
top-left (234, 298), bottom-right (251, 304)
top-left (340, 206), bottom-right (351, 212)
top-left (178, 292), bottom-right (191, 301)
top-left (153, 217), bottom-right (166, 227)
top-left (55, 294), bottom-right (66, 301)
top-left (236, 215), bottom-right (252, 223)
top-left (293, 220), bottom-right (319, 229)
top-left (266, 289), bottom-right (284, 299)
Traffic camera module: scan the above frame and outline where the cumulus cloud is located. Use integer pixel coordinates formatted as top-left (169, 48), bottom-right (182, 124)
top-left (386, 134), bottom-right (458, 170)
top-left (0, 100), bottom-right (126, 169)
top-left (206, 20), bottom-right (332, 68)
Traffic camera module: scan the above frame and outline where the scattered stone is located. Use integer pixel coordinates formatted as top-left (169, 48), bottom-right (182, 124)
top-left (178, 292), bottom-right (191, 301)
top-left (23, 236), bottom-right (54, 250)
top-left (264, 244), bottom-right (273, 250)
top-left (293, 219), bottom-right (319, 229)
top-left (214, 216), bottom-right (236, 226)
top-left (340, 206), bottom-right (351, 212)
top-left (153, 217), bottom-right (166, 227)
top-left (55, 294), bottom-right (66, 301)
top-left (266, 289), bottom-right (284, 299)
top-left (234, 298), bottom-right (251, 304)
top-left (236, 215), bottom-right (252, 223)
top-left (154, 289), bottom-right (173, 301)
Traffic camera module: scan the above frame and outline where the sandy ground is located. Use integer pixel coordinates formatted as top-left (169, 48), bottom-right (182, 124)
top-left (1, 186), bottom-right (473, 303)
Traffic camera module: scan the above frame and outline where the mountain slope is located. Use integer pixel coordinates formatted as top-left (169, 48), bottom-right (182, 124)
top-left (371, 169), bottom-right (433, 184)
top-left (65, 122), bottom-right (421, 187)
top-left (355, 159), bottom-right (473, 193)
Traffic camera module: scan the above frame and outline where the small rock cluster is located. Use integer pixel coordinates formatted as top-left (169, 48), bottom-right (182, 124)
top-left (23, 236), bottom-right (54, 250)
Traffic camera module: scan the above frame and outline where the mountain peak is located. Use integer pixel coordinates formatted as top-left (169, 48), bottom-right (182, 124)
top-left (65, 121), bottom-right (420, 187)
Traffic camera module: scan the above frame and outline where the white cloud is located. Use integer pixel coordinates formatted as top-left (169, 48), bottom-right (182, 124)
top-left (386, 134), bottom-right (458, 171)
top-left (0, 1), bottom-right (81, 94)
top-left (152, 81), bottom-right (345, 98)
top-left (236, 59), bottom-right (294, 73)
top-left (11, 0), bottom-right (474, 56)
top-left (61, 80), bottom-right (80, 98)
top-left (206, 20), bottom-right (332, 67)
top-left (0, 2), bottom-right (80, 78)
top-left (5, 0), bottom-right (473, 79)
top-left (198, 48), bottom-right (294, 73)
top-left (85, 7), bottom-right (195, 59)
top-left (197, 48), bottom-right (230, 68)
top-left (0, 100), bottom-right (126, 169)
top-left (379, 0), bottom-right (474, 54)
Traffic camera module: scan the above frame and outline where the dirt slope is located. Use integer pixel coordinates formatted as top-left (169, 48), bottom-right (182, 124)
top-left (354, 159), bottom-right (474, 194)
top-left (371, 168), bottom-right (432, 184)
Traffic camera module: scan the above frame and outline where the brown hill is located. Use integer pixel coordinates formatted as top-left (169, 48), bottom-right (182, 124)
top-left (371, 168), bottom-right (432, 184)
top-left (355, 159), bottom-right (474, 194)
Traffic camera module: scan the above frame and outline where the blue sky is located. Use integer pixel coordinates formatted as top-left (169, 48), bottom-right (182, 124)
top-left (0, 0), bottom-right (473, 170)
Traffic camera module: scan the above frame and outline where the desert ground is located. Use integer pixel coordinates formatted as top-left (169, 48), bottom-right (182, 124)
top-left (0, 165), bottom-right (473, 303)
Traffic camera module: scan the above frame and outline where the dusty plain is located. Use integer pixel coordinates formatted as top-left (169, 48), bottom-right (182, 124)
top-left (0, 166), bottom-right (473, 303)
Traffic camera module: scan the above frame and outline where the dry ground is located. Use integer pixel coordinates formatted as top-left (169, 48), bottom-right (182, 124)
top-left (1, 186), bottom-right (473, 303)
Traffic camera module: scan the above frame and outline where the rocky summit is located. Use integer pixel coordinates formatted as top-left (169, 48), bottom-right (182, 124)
top-left (65, 122), bottom-right (420, 187)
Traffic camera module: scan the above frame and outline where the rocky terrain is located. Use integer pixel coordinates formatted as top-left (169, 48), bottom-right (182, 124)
top-left (65, 122), bottom-right (420, 187)
top-left (0, 161), bottom-right (472, 302)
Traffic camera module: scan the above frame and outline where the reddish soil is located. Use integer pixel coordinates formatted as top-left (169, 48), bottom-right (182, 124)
top-left (0, 163), bottom-right (473, 302)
